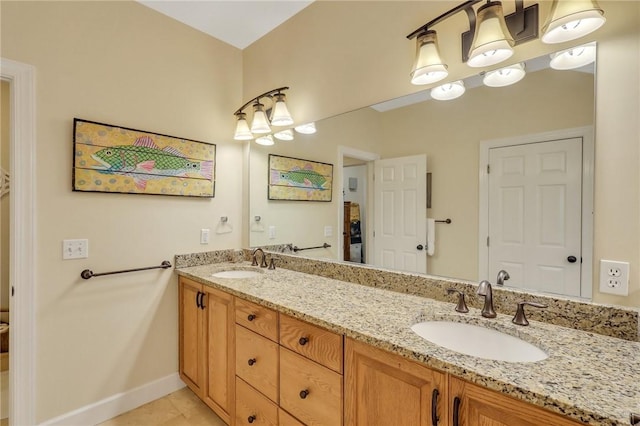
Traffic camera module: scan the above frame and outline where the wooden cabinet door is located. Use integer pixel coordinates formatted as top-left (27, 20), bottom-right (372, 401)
top-left (449, 377), bottom-right (582, 426)
top-left (179, 278), bottom-right (204, 396)
top-left (345, 338), bottom-right (446, 426)
top-left (202, 286), bottom-right (234, 423)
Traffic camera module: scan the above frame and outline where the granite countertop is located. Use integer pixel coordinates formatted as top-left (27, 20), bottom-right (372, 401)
top-left (177, 262), bottom-right (640, 426)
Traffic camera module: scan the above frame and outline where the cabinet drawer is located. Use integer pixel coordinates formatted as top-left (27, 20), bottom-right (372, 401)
top-left (236, 324), bottom-right (279, 403)
top-left (236, 377), bottom-right (278, 426)
top-left (279, 409), bottom-right (305, 426)
top-left (280, 315), bottom-right (343, 373)
top-left (236, 298), bottom-right (279, 342)
top-left (280, 348), bottom-right (343, 426)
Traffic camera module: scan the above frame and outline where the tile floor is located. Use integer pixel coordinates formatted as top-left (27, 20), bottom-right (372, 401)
top-left (97, 387), bottom-right (226, 426)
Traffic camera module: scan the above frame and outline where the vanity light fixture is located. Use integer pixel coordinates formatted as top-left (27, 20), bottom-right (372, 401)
top-left (410, 30), bottom-right (449, 86)
top-left (255, 134), bottom-right (275, 146)
top-left (294, 122), bottom-right (316, 134)
top-left (430, 80), bottom-right (466, 101)
top-left (274, 129), bottom-right (295, 141)
top-left (233, 86), bottom-right (293, 141)
top-left (549, 42), bottom-right (596, 70)
top-left (482, 62), bottom-right (526, 87)
top-left (541, 0), bottom-right (605, 44)
top-left (407, 0), bottom-right (538, 80)
top-left (467, 1), bottom-right (514, 68)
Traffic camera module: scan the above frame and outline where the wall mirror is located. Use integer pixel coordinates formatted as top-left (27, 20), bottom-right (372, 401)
top-left (248, 44), bottom-right (596, 300)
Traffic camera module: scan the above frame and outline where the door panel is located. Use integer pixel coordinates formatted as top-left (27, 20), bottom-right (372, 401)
top-left (374, 155), bottom-right (427, 274)
top-left (488, 138), bottom-right (582, 296)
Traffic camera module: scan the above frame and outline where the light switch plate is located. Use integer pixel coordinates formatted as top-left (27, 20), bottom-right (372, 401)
top-left (63, 239), bottom-right (88, 260)
top-left (200, 229), bottom-right (210, 244)
top-left (324, 226), bottom-right (333, 237)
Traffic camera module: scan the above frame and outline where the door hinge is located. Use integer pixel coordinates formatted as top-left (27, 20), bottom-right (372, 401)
top-left (487, 164), bottom-right (490, 174)
top-left (486, 236), bottom-right (490, 247)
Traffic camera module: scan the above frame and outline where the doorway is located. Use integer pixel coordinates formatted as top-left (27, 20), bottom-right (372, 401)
top-left (1, 57), bottom-right (37, 426)
top-left (479, 127), bottom-right (594, 299)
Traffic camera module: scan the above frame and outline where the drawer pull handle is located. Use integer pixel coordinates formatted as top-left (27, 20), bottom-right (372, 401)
top-left (247, 314), bottom-right (256, 321)
top-left (298, 336), bottom-right (309, 346)
top-left (247, 358), bottom-right (256, 366)
top-left (299, 389), bottom-right (309, 399)
top-left (247, 415), bottom-right (256, 424)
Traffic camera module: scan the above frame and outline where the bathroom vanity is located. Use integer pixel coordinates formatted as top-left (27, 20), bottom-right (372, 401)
top-left (176, 251), bottom-right (640, 426)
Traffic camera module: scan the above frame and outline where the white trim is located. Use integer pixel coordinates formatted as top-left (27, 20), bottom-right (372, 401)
top-left (1, 57), bottom-right (37, 426)
top-left (39, 374), bottom-right (186, 426)
top-left (337, 146), bottom-right (379, 263)
top-left (478, 126), bottom-right (594, 299)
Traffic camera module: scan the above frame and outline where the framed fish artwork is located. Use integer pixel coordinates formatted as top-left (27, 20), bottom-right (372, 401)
top-left (268, 154), bottom-right (333, 201)
top-left (72, 118), bottom-right (215, 197)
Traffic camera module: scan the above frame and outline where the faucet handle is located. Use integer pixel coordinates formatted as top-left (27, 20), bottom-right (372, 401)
top-left (446, 289), bottom-right (469, 313)
top-left (512, 301), bottom-right (548, 326)
top-left (268, 258), bottom-right (276, 270)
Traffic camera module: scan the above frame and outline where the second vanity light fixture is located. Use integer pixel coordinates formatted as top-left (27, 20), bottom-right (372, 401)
top-left (233, 86), bottom-right (294, 141)
top-left (408, 0), bottom-right (605, 86)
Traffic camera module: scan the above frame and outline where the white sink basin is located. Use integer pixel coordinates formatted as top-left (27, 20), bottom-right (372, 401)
top-left (211, 270), bottom-right (263, 279)
top-left (411, 321), bottom-right (548, 363)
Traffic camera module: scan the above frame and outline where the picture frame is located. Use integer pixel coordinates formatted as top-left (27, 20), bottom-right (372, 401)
top-left (268, 154), bottom-right (333, 201)
top-left (73, 118), bottom-right (216, 197)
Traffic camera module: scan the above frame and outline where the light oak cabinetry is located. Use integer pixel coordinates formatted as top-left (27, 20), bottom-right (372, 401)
top-left (449, 376), bottom-right (582, 426)
top-left (345, 338), bottom-right (446, 426)
top-left (234, 299), bottom-right (344, 426)
top-left (179, 279), bottom-right (585, 426)
top-left (179, 277), bottom-right (235, 424)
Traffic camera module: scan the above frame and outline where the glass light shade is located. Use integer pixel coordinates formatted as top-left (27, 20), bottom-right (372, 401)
top-left (483, 63), bottom-right (526, 87)
top-left (467, 1), bottom-right (515, 68)
top-left (410, 30), bottom-right (448, 86)
top-left (430, 81), bottom-right (465, 101)
top-left (255, 135), bottom-right (275, 146)
top-left (274, 129), bottom-right (294, 141)
top-left (270, 94), bottom-right (294, 126)
top-left (250, 102), bottom-right (271, 134)
top-left (233, 113), bottom-right (253, 140)
top-left (549, 43), bottom-right (596, 70)
top-left (294, 122), bottom-right (316, 134)
top-left (542, 0), bottom-right (605, 44)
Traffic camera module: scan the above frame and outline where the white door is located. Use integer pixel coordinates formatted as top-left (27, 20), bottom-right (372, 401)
top-left (488, 138), bottom-right (582, 296)
top-left (374, 154), bottom-right (427, 273)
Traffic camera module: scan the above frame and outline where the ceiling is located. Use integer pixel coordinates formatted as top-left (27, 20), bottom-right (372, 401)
top-left (137, 1), bottom-right (314, 49)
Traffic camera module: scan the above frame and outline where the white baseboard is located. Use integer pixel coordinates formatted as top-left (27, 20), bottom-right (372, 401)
top-left (40, 373), bottom-right (186, 426)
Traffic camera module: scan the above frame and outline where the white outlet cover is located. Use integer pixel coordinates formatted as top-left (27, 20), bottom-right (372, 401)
top-left (599, 259), bottom-right (629, 296)
top-left (200, 228), bottom-right (210, 244)
top-left (324, 225), bottom-right (333, 237)
top-left (63, 239), bottom-right (89, 260)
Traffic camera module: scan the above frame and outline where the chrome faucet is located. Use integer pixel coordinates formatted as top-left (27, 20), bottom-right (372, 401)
top-left (476, 280), bottom-right (497, 318)
top-left (496, 270), bottom-right (510, 286)
top-left (251, 248), bottom-right (268, 268)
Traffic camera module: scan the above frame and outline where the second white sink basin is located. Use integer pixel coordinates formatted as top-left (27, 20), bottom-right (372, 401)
top-left (411, 321), bottom-right (548, 363)
top-left (211, 270), bottom-right (263, 279)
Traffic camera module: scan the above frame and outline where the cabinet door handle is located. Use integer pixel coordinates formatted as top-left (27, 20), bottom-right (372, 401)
top-left (195, 291), bottom-right (202, 309)
top-left (453, 396), bottom-right (461, 426)
top-left (247, 415), bottom-right (256, 424)
top-left (299, 389), bottom-right (309, 399)
top-left (247, 358), bottom-right (256, 366)
top-left (247, 314), bottom-right (256, 321)
top-left (199, 292), bottom-right (206, 309)
top-left (431, 389), bottom-right (439, 425)
top-left (298, 336), bottom-right (309, 346)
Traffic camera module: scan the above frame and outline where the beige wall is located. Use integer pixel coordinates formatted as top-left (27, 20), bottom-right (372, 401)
top-left (244, 1), bottom-right (640, 307)
top-left (1, 1), bottom-right (243, 422)
top-left (1, 81), bottom-right (9, 313)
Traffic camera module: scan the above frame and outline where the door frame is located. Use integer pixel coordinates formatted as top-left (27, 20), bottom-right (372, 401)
top-left (2, 57), bottom-right (37, 425)
top-left (337, 146), bottom-right (379, 264)
top-left (478, 126), bottom-right (594, 299)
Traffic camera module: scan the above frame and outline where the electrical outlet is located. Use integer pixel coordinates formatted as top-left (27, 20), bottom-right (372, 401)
top-left (62, 239), bottom-right (89, 260)
top-left (599, 260), bottom-right (629, 296)
top-left (200, 228), bottom-right (210, 244)
top-left (268, 226), bottom-right (276, 239)
top-left (324, 225), bottom-right (333, 237)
